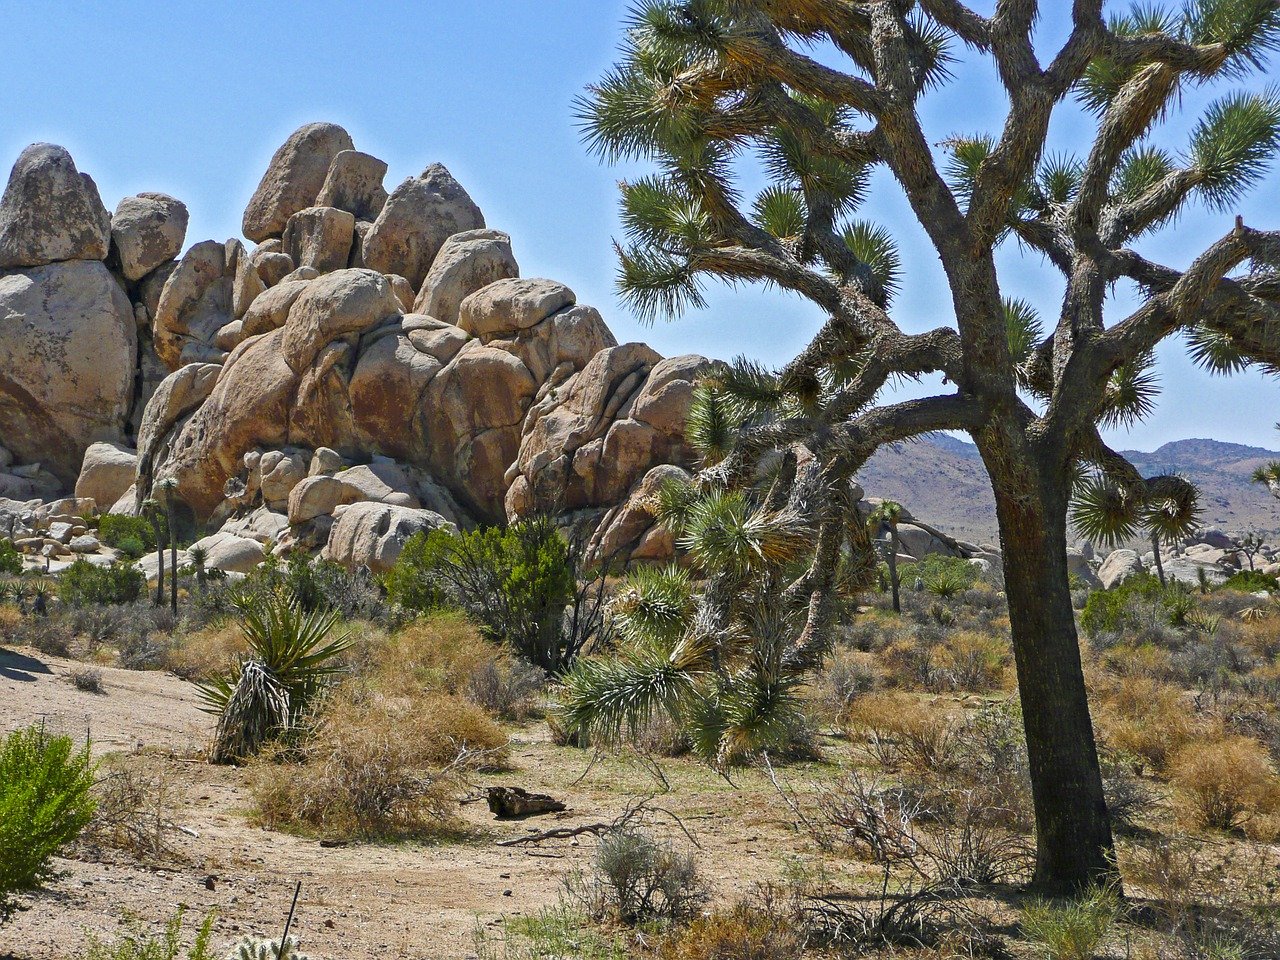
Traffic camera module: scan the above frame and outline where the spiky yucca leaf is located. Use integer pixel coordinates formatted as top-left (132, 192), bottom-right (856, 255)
top-left (615, 242), bottom-right (708, 324)
top-left (1144, 477), bottom-right (1201, 543)
top-left (1070, 476), bottom-right (1142, 547)
top-left (840, 221), bottom-right (902, 302)
top-left (752, 185), bottom-right (807, 240)
top-left (1036, 153), bottom-right (1084, 207)
top-left (1110, 144), bottom-right (1176, 205)
top-left (1003, 298), bottom-right (1045, 388)
top-left (678, 491), bottom-right (811, 575)
top-left (944, 135), bottom-right (995, 206)
top-left (1190, 91), bottom-right (1280, 210)
top-left (1183, 0), bottom-right (1280, 76)
top-left (1186, 323), bottom-right (1251, 373)
top-left (609, 565), bottom-right (696, 649)
top-left (1099, 352), bottom-right (1161, 428)
top-left (686, 381), bottom-right (740, 463)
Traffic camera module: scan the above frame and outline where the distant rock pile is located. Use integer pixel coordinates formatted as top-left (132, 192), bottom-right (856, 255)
top-left (1091, 527), bottom-right (1280, 590)
top-left (0, 124), bottom-right (706, 573)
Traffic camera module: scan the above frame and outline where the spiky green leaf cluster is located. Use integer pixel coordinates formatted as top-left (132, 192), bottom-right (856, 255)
top-left (559, 470), bottom-right (866, 764)
top-left (1099, 352), bottom-right (1161, 428)
top-left (1189, 91), bottom-right (1280, 210)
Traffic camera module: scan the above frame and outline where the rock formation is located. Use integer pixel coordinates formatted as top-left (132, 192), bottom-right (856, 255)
top-left (0, 124), bottom-right (707, 571)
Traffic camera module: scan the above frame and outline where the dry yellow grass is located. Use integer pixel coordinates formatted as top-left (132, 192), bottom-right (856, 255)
top-left (164, 622), bottom-right (246, 680)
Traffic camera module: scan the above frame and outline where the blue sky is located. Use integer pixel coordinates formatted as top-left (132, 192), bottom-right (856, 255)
top-left (3, 1), bottom-right (1278, 451)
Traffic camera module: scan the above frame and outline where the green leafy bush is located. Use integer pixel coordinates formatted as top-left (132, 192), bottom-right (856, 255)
top-left (0, 539), bottom-right (22, 576)
top-left (900, 555), bottom-right (980, 597)
top-left (1220, 569), bottom-right (1279, 593)
top-left (0, 725), bottom-right (97, 921)
top-left (114, 535), bottom-right (147, 561)
top-left (98, 514), bottom-right (161, 552)
top-left (386, 518), bottom-right (581, 673)
top-left (384, 529), bottom-right (456, 613)
top-left (1079, 572), bottom-right (1183, 636)
top-left (58, 559), bottom-right (146, 607)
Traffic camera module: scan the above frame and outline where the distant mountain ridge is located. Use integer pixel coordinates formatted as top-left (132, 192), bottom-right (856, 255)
top-left (856, 435), bottom-right (1280, 546)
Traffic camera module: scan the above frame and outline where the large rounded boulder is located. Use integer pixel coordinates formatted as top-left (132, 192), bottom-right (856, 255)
top-left (0, 260), bottom-right (136, 484)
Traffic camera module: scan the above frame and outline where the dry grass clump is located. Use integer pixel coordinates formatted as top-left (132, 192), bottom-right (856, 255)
top-left (840, 692), bottom-right (954, 775)
top-left (1168, 735), bottom-right (1280, 838)
top-left (655, 901), bottom-right (805, 960)
top-left (0, 603), bottom-right (23, 637)
top-left (359, 612), bottom-right (547, 720)
top-left (163, 621), bottom-right (246, 680)
top-left (252, 681), bottom-right (507, 840)
top-left (1092, 675), bottom-right (1213, 773)
top-left (928, 630), bottom-right (1010, 692)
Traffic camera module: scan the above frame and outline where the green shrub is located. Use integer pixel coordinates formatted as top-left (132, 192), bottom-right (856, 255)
top-left (0, 540), bottom-right (22, 576)
top-left (83, 906), bottom-right (217, 960)
top-left (98, 514), bottom-right (161, 552)
top-left (115, 535), bottom-right (147, 561)
top-left (1020, 886), bottom-right (1118, 960)
top-left (386, 517), bottom-right (581, 673)
top-left (1079, 572), bottom-right (1187, 636)
top-left (58, 559), bottom-right (146, 607)
top-left (384, 529), bottom-right (456, 613)
top-left (1220, 569), bottom-right (1280, 593)
top-left (0, 725), bottom-right (97, 921)
top-left (900, 555), bottom-right (979, 597)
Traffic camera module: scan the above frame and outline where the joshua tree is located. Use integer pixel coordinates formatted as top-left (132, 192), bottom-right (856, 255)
top-left (188, 545), bottom-right (209, 595)
top-left (142, 497), bottom-right (164, 606)
top-left (579, 0), bottom-right (1280, 892)
top-left (867, 500), bottom-right (905, 611)
top-left (158, 478), bottom-right (179, 616)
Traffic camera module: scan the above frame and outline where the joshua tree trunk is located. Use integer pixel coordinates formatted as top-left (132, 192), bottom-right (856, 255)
top-left (169, 528), bottom-right (178, 616)
top-left (153, 528), bottom-right (164, 607)
top-left (886, 526), bottom-right (901, 614)
top-left (988, 454), bottom-right (1115, 893)
top-left (1151, 533), bottom-right (1167, 587)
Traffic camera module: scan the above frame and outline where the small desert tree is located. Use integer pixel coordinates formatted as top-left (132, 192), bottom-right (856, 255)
top-left (867, 499), bottom-right (905, 611)
top-left (578, 0), bottom-right (1280, 892)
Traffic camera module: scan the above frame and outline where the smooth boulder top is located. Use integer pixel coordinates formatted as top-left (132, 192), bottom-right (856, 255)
top-left (242, 122), bottom-right (355, 243)
top-left (110, 193), bottom-right (189, 282)
top-left (0, 143), bottom-right (111, 269)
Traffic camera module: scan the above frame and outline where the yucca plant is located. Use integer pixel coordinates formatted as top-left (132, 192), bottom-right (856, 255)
top-left (559, 372), bottom-right (875, 764)
top-left (197, 594), bottom-right (352, 764)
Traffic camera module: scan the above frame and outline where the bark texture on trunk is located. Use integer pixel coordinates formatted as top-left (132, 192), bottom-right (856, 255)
top-left (991, 465), bottom-right (1116, 893)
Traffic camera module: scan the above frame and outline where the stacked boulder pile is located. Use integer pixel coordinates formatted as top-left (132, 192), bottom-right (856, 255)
top-left (1091, 528), bottom-right (1280, 590)
top-left (0, 124), bottom-right (708, 574)
top-left (0, 123), bottom-right (1024, 580)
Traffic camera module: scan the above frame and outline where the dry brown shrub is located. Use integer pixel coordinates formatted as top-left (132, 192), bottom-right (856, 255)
top-left (79, 758), bottom-right (184, 863)
top-left (251, 682), bottom-right (507, 839)
top-left (656, 901), bottom-right (805, 960)
top-left (367, 613), bottom-right (496, 696)
top-left (1100, 643), bottom-right (1174, 681)
top-left (1093, 676), bottom-right (1213, 773)
top-left (1168, 735), bottom-right (1280, 835)
top-left (0, 604), bottom-right (23, 637)
top-left (1236, 615), bottom-right (1280, 660)
top-left (841, 692), bottom-right (953, 774)
top-left (164, 622), bottom-right (246, 680)
top-left (928, 630), bottom-right (1009, 692)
